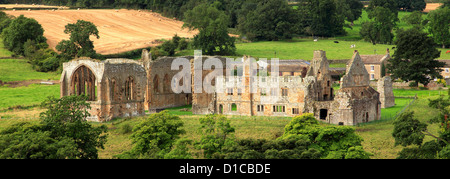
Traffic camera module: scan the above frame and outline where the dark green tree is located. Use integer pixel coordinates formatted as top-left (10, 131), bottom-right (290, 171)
top-left (237, 0), bottom-right (298, 41)
top-left (401, 11), bottom-right (425, 29)
top-left (39, 95), bottom-right (108, 159)
top-left (56, 20), bottom-right (100, 60)
top-left (397, 0), bottom-right (426, 11)
top-left (116, 111), bottom-right (187, 159)
top-left (1, 15), bottom-right (47, 56)
top-left (393, 98), bottom-right (450, 159)
top-left (195, 114), bottom-right (235, 159)
top-left (281, 113), bottom-right (371, 159)
top-left (0, 95), bottom-right (108, 159)
top-left (427, 7), bottom-right (450, 49)
top-left (387, 28), bottom-right (444, 86)
top-left (301, 0), bottom-right (345, 37)
top-left (183, 2), bottom-right (236, 55)
top-left (0, 122), bottom-right (78, 159)
top-left (360, 6), bottom-right (397, 45)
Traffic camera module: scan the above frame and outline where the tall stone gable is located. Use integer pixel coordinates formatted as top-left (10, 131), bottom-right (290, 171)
top-left (341, 51), bottom-right (370, 88)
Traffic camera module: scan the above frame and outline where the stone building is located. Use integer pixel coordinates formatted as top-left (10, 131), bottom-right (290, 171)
top-left (212, 50), bottom-right (381, 125)
top-left (61, 49), bottom-right (381, 125)
top-left (359, 49), bottom-right (391, 80)
top-left (60, 57), bottom-right (147, 122)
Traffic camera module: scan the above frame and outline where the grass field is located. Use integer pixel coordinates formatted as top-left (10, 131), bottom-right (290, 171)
top-left (0, 84), bottom-right (60, 110)
top-left (0, 59), bottom-right (60, 82)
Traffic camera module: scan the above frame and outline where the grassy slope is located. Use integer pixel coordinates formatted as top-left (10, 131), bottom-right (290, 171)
top-left (0, 84), bottom-right (60, 110)
top-left (0, 59), bottom-right (60, 82)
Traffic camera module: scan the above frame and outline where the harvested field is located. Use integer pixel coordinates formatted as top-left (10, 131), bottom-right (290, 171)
top-left (5, 9), bottom-right (198, 55)
top-left (423, 3), bottom-right (443, 12)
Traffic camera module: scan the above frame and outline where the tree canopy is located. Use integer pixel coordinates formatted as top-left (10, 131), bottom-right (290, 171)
top-left (387, 28), bottom-right (444, 86)
top-left (1, 15), bottom-right (47, 56)
top-left (56, 20), bottom-right (100, 60)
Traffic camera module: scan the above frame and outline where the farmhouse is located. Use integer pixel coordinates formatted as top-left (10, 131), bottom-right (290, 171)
top-left (358, 49), bottom-right (391, 81)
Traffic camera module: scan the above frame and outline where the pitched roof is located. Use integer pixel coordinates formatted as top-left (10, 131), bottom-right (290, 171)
top-left (359, 54), bottom-right (390, 64)
top-left (360, 54), bottom-right (391, 64)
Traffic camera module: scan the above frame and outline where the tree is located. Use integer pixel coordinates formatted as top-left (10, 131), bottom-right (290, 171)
top-left (427, 7), bottom-right (450, 49)
top-left (281, 113), bottom-right (371, 159)
top-left (360, 6), bottom-right (397, 45)
top-left (237, 0), bottom-right (298, 41)
top-left (195, 114), bottom-right (235, 159)
top-left (1, 15), bottom-right (47, 56)
top-left (0, 122), bottom-right (78, 159)
top-left (56, 20), bottom-right (100, 60)
top-left (0, 95), bottom-right (108, 159)
top-left (397, 0), bottom-right (426, 11)
top-left (401, 11), bottom-right (425, 29)
top-left (345, 0), bottom-right (364, 26)
top-left (183, 2), bottom-right (236, 55)
top-left (300, 0), bottom-right (346, 37)
top-left (39, 95), bottom-right (108, 159)
top-left (392, 97), bottom-right (450, 159)
top-left (387, 28), bottom-right (444, 86)
top-left (116, 111), bottom-right (188, 159)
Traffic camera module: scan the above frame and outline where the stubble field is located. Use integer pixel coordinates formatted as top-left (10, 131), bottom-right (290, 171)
top-left (5, 9), bottom-right (198, 55)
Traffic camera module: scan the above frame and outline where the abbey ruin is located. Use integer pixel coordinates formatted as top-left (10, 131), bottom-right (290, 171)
top-left (61, 49), bottom-right (390, 125)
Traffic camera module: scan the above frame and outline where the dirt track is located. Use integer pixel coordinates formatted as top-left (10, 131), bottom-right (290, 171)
top-left (5, 9), bottom-right (198, 55)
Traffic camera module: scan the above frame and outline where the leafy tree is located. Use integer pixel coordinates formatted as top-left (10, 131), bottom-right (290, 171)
top-left (392, 99), bottom-right (450, 159)
top-left (281, 113), bottom-right (371, 159)
top-left (195, 114), bottom-right (235, 159)
top-left (237, 0), bottom-right (298, 41)
top-left (345, 0), bottom-right (364, 26)
top-left (360, 6), bottom-right (397, 45)
top-left (427, 7), bottom-right (450, 49)
top-left (0, 95), bottom-right (107, 159)
top-left (300, 0), bottom-right (346, 37)
top-left (40, 95), bottom-right (108, 159)
top-left (183, 2), bottom-right (236, 55)
top-left (387, 28), bottom-right (444, 86)
top-left (1, 15), bottom-right (47, 56)
top-left (367, 0), bottom-right (399, 18)
top-left (0, 122), bottom-right (78, 159)
top-left (116, 111), bottom-right (187, 159)
top-left (397, 0), bottom-right (426, 11)
top-left (216, 135), bottom-right (321, 159)
top-left (401, 11), bottom-right (425, 29)
top-left (56, 20), bottom-right (100, 60)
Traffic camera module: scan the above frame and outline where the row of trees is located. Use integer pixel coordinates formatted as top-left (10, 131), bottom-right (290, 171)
top-left (115, 112), bottom-right (371, 159)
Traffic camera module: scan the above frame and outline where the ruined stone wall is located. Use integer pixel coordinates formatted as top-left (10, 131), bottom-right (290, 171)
top-left (377, 76), bottom-right (395, 108)
top-left (61, 58), bottom-right (147, 122)
top-left (146, 57), bottom-right (192, 111)
top-left (215, 75), bottom-right (316, 117)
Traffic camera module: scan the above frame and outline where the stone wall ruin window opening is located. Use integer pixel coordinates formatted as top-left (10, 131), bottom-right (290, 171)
top-left (153, 75), bottom-right (160, 94)
top-left (231, 103), bottom-right (237, 111)
top-left (125, 76), bottom-right (135, 101)
top-left (257, 105), bottom-right (264, 112)
top-left (71, 65), bottom-right (97, 101)
top-left (163, 74), bottom-right (170, 93)
top-left (109, 78), bottom-right (118, 102)
top-left (282, 88), bottom-right (288, 96)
